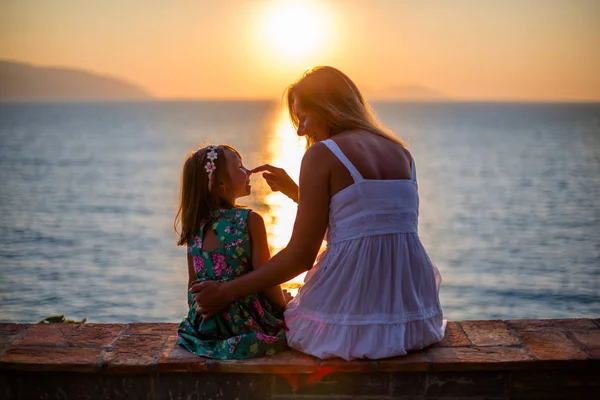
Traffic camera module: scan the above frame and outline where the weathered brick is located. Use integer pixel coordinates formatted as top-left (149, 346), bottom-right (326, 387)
top-left (103, 334), bottom-right (168, 373)
top-left (67, 323), bottom-right (125, 348)
top-left (460, 320), bottom-right (521, 346)
top-left (112, 333), bottom-right (168, 352)
top-left (271, 367), bottom-right (343, 393)
top-left (212, 348), bottom-right (320, 374)
top-left (507, 318), bottom-right (598, 332)
top-left (156, 335), bottom-right (209, 373)
top-left (156, 372), bottom-right (270, 400)
top-left (0, 320), bottom-right (596, 399)
top-left (426, 371), bottom-right (508, 397)
top-left (0, 370), bottom-right (16, 400)
top-left (271, 397), bottom-right (355, 400)
top-left (0, 347), bottom-right (102, 372)
top-left (568, 330), bottom-right (600, 359)
top-left (0, 324), bottom-right (30, 335)
top-left (319, 356), bottom-right (375, 373)
top-left (428, 346), bottom-right (533, 371)
top-left (388, 372), bottom-right (427, 396)
top-left (125, 323), bottom-right (177, 336)
top-left (519, 331), bottom-right (587, 366)
top-left (11, 323), bottom-right (80, 347)
top-left (510, 370), bottom-right (600, 399)
top-left (430, 321), bottom-right (471, 347)
top-left (375, 351), bottom-right (430, 372)
top-left (16, 371), bottom-right (154, 400)
top-left (270, 397), bottom-right (395, 400)
top-left (271, 397), bottom-right (418, 400)
top-left (273, 372), bottom-right (422, 396)
top-left (0, 335), bottom-right (17, 354)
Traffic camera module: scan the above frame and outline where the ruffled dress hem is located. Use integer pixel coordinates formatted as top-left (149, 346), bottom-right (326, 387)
top-left (285, 309), bottom-right (445, 360)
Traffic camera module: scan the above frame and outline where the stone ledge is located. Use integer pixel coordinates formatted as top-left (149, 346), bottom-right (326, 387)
top-left (0, 318), bottom-right (598, 375)
top-left (1, 319), bottom-right (599, 399)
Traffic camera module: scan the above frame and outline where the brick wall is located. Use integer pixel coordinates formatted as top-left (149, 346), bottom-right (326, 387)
top-left (1, 319), bottom-right (599, 399)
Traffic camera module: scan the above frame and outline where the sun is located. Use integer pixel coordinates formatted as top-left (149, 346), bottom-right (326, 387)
top-left (263, 2), bottom-right (326, 59)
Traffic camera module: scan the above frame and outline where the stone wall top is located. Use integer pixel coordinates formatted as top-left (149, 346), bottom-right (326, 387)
top-left (0, 318), bottom-right (598, 375)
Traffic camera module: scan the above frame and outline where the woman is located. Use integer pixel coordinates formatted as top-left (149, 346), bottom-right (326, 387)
top-left (191, 66), bottom-right (445, 360)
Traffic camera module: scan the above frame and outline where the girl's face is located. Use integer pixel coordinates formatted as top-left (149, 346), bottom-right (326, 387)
top-left (220, 149), bottom-right (251, 201)
top-left (293, 95), bottom-right (330, 142)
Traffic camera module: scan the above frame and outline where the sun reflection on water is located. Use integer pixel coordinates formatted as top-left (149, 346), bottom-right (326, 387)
top-left (260, 109), bottom-right (307, 288)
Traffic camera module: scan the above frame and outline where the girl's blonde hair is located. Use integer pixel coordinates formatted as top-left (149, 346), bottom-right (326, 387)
top-left (285, 66), bottom-right (406, 148)
top-left (174, 144), bottom-right (241, 246)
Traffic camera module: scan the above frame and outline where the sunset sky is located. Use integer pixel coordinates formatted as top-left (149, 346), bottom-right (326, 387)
top-left (1, 0), bottom-right (599, 101)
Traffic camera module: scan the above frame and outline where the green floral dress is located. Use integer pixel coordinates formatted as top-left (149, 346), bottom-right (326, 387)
top-left (177, 208), bottom-right (287, 359)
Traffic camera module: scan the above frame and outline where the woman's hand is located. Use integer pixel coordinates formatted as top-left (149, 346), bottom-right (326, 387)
top-left (251, 164), bottom-right (299, 203)
top-left (189, 280), bottom-right (232, 318)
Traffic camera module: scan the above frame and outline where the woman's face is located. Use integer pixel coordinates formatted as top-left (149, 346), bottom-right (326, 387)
top-left (293, 95), bottom-right (330, 142)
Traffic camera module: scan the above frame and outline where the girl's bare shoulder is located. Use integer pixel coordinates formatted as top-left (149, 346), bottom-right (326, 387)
top-left (247, 210), bottom-right (265, 228)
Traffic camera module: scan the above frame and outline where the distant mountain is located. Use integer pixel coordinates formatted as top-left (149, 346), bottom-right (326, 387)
top-left (0, 60), bottom-right (152, 101)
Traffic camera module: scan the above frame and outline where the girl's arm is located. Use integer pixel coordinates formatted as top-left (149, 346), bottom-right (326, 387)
top-left (191, 143), bottom-right (331, 316)
top-left (247, 211), bottom-right (287, 310)
top-left (187, 253), bottom-right (195, 291)
top-left (186, 252), bottom-right (195, 306)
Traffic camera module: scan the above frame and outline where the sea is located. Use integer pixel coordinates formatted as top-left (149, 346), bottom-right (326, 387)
top-left (0, 100), bottom-right (598, 323)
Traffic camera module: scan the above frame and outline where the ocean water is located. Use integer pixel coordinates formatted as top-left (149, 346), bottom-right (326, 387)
top-left (0, 101), bottom-right (598, 323)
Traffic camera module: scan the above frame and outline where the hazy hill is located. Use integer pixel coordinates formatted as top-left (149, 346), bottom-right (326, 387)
top-left (0, 60), bottom-right (152, 101)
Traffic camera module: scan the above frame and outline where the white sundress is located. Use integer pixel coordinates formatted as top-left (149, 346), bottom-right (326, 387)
top-left (284, 139), bottom-right (446, 360)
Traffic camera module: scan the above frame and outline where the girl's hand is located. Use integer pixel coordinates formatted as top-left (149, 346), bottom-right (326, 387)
top-left (189, 280), bottom-right (232, 318)
top-left (251, 164), bottom-right (299, 203)
top-left (282, 289), bottom-right (294, 304)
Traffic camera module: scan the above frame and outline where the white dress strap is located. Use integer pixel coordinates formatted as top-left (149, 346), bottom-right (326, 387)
top-left (321, 139), bottom-right (363, 182)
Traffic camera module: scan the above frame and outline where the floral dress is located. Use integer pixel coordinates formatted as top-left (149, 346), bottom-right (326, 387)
top-left (177, 208), bottom-right (287, 359)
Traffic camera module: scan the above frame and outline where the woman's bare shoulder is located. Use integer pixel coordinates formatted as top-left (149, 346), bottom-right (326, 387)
top-left (336, 131), bottom-right (410, 159)
top-left (334, 131), bottom-right (412, 179)
top-left (302, 141), bottom-right (337, 165)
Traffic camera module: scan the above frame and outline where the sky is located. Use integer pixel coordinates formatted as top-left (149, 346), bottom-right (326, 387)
top-left (1, 0), bottom-right (599, 101)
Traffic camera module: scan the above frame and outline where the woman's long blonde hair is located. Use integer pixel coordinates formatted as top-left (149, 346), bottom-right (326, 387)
top-left (174, 144), bottom-right (240, 246)
top-left (285, 66), bottom-right (406, 148)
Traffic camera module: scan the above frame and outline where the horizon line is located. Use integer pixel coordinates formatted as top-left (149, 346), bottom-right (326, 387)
top-left (1, 97), bottom-right (599, 104)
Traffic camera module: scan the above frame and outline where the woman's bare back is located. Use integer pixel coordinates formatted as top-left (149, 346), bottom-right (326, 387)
top-left (325, 130), bottom-right (412, 198)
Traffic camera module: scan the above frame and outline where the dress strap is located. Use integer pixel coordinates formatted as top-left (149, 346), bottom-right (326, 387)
top-left (410, 158), bottom-right (417, 182)
top-left (321, 139), bottom-right (363, 182)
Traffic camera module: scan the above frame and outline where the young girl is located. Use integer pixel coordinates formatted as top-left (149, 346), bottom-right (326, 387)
top-left (175, 144), bottom-right (287, 359)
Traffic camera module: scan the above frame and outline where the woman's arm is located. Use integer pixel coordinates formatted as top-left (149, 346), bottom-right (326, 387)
top-left (191, 144), bottom-right (331, 316)
top-left (247, 211), bottom-right (287, 310)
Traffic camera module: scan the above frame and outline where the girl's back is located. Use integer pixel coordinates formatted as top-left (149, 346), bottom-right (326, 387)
top-left (191, 208), bottom-right (252, 281)
top-left (177, 209), bottom-right (287, 359)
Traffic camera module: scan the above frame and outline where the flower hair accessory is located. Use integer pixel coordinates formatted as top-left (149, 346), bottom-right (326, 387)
top-left (205, 145), bottom-right (218, 190)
